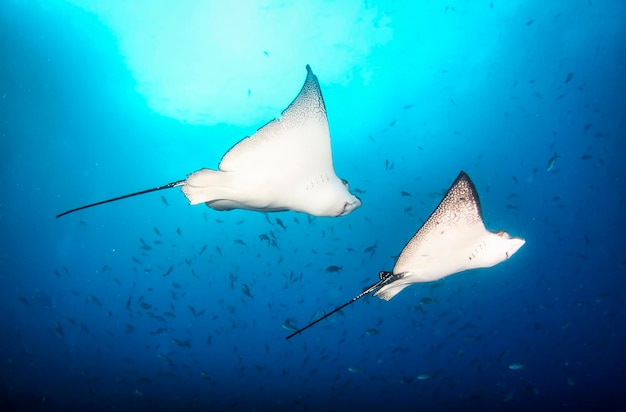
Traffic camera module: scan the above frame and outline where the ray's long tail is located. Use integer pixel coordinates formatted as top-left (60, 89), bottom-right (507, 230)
top-left (56, 180), bottom-right (184, 218)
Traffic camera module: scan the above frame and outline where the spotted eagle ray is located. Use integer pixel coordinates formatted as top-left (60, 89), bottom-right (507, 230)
top-left (286, 171), bottom-right (525, 339)
top-left (56, 65), bottom-right (361, 219)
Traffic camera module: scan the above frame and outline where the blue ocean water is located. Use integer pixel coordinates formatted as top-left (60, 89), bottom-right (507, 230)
top-left (1, 1), bottom-right (625, 411)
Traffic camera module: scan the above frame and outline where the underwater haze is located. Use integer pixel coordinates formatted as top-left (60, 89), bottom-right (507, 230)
top-left (1, 1), bottom-right (625, 411)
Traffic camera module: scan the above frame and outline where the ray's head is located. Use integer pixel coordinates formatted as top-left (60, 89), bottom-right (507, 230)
top-left (304, 176), bottom-right (361, 217)
top-left (483, 230), bottom-right (525, 265)
top-left (332, 177), bottom-right (361, 217)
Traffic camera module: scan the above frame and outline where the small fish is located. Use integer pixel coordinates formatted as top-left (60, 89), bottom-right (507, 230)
top-left (153, 227), bottom-right (162, 236)
top-left (160, 195), bottom-right (169, 206)
top-left (199, 245), bottom-right (207, 255)
top-left (53, 322), bottom-right (64, 338)
top-left (400, 191), bottom-right (412, 197)
top-left (282, 320), bottom-right (298, 332)
top-left (325, 265), bottom-right (342, 273)
top-left (172, 338), bottom-right (191, 348)
top-left (348, 367), bottom-right (365, 374)
top-left (140, 302), bottom-right (151, 310)
top-left (364, 328), bottom-right (380, 336)
top-left (259, 234), bottom-right (270, 244)
top-left (157, 353), bottom-right (173, 364)
top-left (419, 297), bottom-right (438, 305)
top-left (546, 152), bottom-right (559, 172)
top-left (79, 322), bottom-right (94, 337)
top-left (565, 72), bottom-right (574, 83)
top-left (176, 227), bottom-right (182, 236)
top-left (131, 257), bottom-right (142, 264)
top-left (583, 123), bottom-right (592, 133)
top-left (363, 242), bottom-right (377, 254)
top-left (310, 309), bottom-right (326, 322)
top-left (162, 266), bottom-right (174, 278)
top-left (234, 239), bottom-right (247, 246)
top-left (508, 363), bottom-right (524, 370)
top-left (417, 373), bottom-right (432, 380)
top-left (241, 284), bottom-right (253, 298)
top-left (150, 326), bottom-right (166, 335)
top-left (87, 295), bottom-right (103, 306)
top-left (271, 218), bottom-right (285, 231)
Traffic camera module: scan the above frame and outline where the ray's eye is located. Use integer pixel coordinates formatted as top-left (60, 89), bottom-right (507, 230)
top-left (341, 178), bottom-right (349, 188)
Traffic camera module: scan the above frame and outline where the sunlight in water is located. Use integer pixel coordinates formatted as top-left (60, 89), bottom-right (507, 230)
top-left (66, 0), bottom-right (392, 126)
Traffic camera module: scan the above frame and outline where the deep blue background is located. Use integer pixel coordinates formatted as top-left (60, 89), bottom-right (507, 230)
top-left (1, 1), bottom-right (625, 411)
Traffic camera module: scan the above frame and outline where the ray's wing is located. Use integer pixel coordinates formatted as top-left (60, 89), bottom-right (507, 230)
top-left (218, 65), bottom-right (334, 177)
top-left (394, 171), bottom-right (485, 273)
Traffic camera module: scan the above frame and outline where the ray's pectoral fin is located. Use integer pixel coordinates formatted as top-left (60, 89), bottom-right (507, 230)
top-left (56, 180), bottom-right (185, 218)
